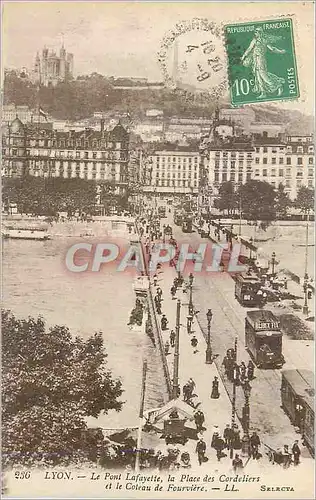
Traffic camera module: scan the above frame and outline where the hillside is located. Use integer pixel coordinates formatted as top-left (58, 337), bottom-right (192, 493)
top-left (3, 71), bottom-right (314, 134)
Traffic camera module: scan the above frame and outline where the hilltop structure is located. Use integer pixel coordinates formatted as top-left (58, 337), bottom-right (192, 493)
top-left (31, 45), bottom-right (74, 86)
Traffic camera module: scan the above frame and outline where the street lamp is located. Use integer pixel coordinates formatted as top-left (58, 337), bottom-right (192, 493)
top-left (302, 211), bottom-right (310, 316)
top-left (205, 308), bottom-right (213, 364)
top-left (302, 272), bottom-right (309, 316)
top-left (270, 251), bottom-right (277, 276)
top-left (241, 379), bottom-right (252, 457)
top-left (249, 237), bottom-right (253, 261)
top-left (188, 273), bottom-right (194, 315)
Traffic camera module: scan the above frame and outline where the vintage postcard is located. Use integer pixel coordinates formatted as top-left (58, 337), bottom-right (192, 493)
top-left (1, 1), bottom-right (315, 499)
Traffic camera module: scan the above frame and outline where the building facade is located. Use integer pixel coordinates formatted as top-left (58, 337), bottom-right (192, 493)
top-left (32, 45), bottom-right (74, 86)
top-left (253, 135), bottom-right (314, 200)
top-left (2, 105), bottom-right (46, 124)
top-left (146, 145), bottom-right (200, 195)
top-left (2, 118), bottom-right (129, 194)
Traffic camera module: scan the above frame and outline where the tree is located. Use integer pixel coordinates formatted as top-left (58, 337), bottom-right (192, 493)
top-left (2, 310), bottom-right (123, 467)
top-left (275, 183), bottom-right (292, 219)
top-left (294, 186), bottom-right (314, 213)
top-left (238, 180), bottom-right (276, 222)
top-left (214, 181), bottom-right (238, 215)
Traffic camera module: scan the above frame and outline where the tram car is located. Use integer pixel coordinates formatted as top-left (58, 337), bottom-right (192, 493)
top-left (281, 369), bottom-right (314, 456)
top-left (235, 272), bottom-right (265, 307)
top-left (245, 310), bottom-right (284, 368)
top-left (158, 206), bottom-right (166, 218)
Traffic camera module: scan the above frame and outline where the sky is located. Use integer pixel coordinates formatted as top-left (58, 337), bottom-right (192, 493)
top-left (2, 1), bottom-right (315, 115)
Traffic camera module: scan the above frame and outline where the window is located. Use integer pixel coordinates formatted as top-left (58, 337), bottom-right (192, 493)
top-left (263, 169), bottom-right (267, 177)
top-left (309, 157), bottom-right (314, 165)
top-left (272, 148), bottom-right (278, 153)
top-left (214, 172), bottom-right (219, 181)
top-left (12, 149), bottom-right (17, 156)
top-left (279, 158), bottom-right (284, 164)
top-left (263, 158), bottom-right (267, 164)
top-left (297, 146), bottom-right (303, 153)
top-left (263, 147), bottom-right (268, 153)
top-left (308, 145), bottom-right (314, 153)
top-left (279, 169), bottom-right (284, 177)
top-left (255, 147), bottom-right (260, 153)
top-left (308, 179), bottom-right (314, 187)
top-left (286, 158), bottom-right (291, 165)
top-left (296, 172), bottom-right (303, 177)
top-left (222, 173), bottom-right (227, 182)
top-left (297, 180), bottom-right (302, 187)
top-left (76, 151), bottom-right (80, 158)
top-left (92, 152), bottom-right (97, 159)
top-left (239, 161), bottom-right (244, 167)
top-left (271, 169), bottom-right (276, 177)
top-left (308, 169), bottom-right (314, 177)
top-left (297, 157), bottom-right (303, 165)
top-left (230, 172), bottom-right (235, 181)
top-left (84, 152), bottom-right (89, 159)
top-left (255, 158), bottom-right (260, 164)
top-left (287, 146), bottom-right (292, 153)
top-left (286, 168), bottom-right (291, 175)
top-left (255, 169), bottom-right (260, 176)
top-left (272, 158), bottom-right (276, 164)
top-left (285, 180), bottom-right (291, 187)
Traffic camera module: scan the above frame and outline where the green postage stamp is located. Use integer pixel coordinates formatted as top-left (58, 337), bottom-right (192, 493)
top-left (225, 18), bottom-right (299, 106)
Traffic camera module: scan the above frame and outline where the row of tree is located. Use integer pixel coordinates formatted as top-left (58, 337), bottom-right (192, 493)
top-left (213, 181), bottom-right (314, 221)
top-left (2, 310), bottom-right (123, 466)
top-left (2, 176), bottom-right (130, 217)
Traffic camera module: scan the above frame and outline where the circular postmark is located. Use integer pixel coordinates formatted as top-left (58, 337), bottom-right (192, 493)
top-left (158, 17), bottom-right (228, 100)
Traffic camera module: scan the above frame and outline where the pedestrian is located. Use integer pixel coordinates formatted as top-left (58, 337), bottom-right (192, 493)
top-left (211, 376), bottom-right (220, 399)
top-left (157, 286), bottom-right (162, 298)
top-left (170, 329), bottom-right (176, 347)
top-left (171, 285), bottom-right (177, 298)
top-left (223, 424), bottom-right (232, 449)
top-left (247, 360), bottom-right (255, 380)
top-left (283, 445), bottom-right (292, 469)
top-left (153, 274), bottom-right (158, 286)
top-left (164, 341), bottom-right (170, 355)
top-left (161, 314), bottom-right (168, 331)
top-left (183, 383), bottom-right (191, 403)
top-left (239, 362), bottom-right (247, 382)
top-left (232, 424), bottom-right (241, 449)
top-left (292, 440), bottom-right (301, 466)
top-left (188, 377), bottom-right (195, 389)
top-left (190, 335), bottom-right (198, 353)
top-left (156, 302), bottom-right (162, 315)
top-left (232, 454), bottom-right (243, 473)
top-left (194, 410), bottom-right (205, 433)
top-left (215, 435), bottom-right (226, 462)
top-left (195, 438), bottom-right (207, 466)
top-left (187, 314), bottom-right (193, 334)
top-left (250, 431), bottom-right (261, 459)
top-left (211, 425), bottom-right (220, 448)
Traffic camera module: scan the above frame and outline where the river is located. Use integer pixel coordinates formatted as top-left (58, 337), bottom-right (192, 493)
top-left (2, 237), bottom-right (166, 428)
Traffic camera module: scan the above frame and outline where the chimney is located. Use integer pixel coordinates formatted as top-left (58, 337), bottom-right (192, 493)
top-left (100, 119), bottom-right (105, 133)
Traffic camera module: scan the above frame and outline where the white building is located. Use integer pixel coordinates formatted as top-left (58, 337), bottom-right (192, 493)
top-left (147, 145), bottom-right (200, 195)
top-left (253, 135), bottom-right (314, 200)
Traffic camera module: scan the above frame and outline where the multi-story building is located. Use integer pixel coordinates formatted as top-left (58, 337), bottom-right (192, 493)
top-left (31, 45), bottom-right (74, 86)
top-left (145, 144), bottom-right (200, 195)
top-left (253, 134), bottom-right (314, 200)
top-left (2, 117), bottom-right (130, 195)
top-left (2, 104), bottom-right (47, 124)
top-left (202, 109), bottom-right (254, 195)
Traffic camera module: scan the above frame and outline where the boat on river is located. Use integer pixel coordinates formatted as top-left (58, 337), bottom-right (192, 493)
top-left (2, 227), bottom-right (51, 240)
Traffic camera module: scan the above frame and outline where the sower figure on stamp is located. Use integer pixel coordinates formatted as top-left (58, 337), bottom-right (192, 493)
top-left (241, 27), bottom-right (286, 99)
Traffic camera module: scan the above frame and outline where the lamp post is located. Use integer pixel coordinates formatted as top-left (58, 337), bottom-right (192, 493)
top-left (302, 210), bottom-right (310, 316)
top-left (249, 237), bottom-right (253, 261)
top-left (188, 272), bottom-right (194, 315)
top-left (271, 251), bottom-right (277, 276)
top-left (241, 379), bottom-right (252, 457)
top-left (205, 308), bottom-right (213, 364)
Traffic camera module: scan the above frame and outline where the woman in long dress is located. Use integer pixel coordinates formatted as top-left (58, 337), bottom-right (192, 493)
top-left (241, 27), bottom-right (286, 98)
